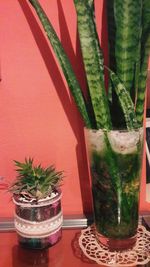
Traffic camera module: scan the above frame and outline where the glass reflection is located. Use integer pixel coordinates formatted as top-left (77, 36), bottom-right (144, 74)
top-left (12, 245), bottom-right (49, 267)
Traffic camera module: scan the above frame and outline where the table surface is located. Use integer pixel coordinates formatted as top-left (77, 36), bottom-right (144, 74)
top-left (0, 229), bottom-right (149, 267)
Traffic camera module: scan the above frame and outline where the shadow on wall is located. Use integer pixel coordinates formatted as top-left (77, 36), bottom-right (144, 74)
top-left (17, 0), bottom-right (93, 215)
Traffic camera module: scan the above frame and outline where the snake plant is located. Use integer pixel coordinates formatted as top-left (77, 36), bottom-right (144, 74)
top-left (9, 158), bottom-right (63, 201)
top-left (27, 0), bottom-right (150, 131)
top-left (24, 1), bottom-right (149, 231)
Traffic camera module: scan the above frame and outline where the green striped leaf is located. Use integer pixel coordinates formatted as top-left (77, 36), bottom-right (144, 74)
top-left (107, 0), bottom-right (116, 72)
top-left (107, 0), bottom-right (142, 128)
top-left (136, 0), bottom-right (150, 126)
top-left (114, 0), bottom-right (142, 95)
top-left (87, 0), bottom-right (94, 10)
top-left (110, 71), bottom-right (138, 130)
top-left (106, 0), bottom-right (116, 106)
top-left (136, 35), bottom-right (150, 126)
top-left (142, 0), bottom-right (150, 37)
top-left (104, 132), bottom-right (122, 216)
top-left (28, 0), bottom-right (92, 128)
top-left (74, 0), bottom-right (112, 130)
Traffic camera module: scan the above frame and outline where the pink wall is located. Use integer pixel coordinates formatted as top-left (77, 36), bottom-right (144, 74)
top-left (0, 0), bottom-right (149, 218)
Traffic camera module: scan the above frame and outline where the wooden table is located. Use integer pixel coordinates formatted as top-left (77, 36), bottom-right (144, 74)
top-left (0, 229), bottom-right (149, 267)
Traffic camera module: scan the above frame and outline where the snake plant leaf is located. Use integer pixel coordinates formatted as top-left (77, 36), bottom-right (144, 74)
top-left (107, 0), bottom-right (142, 128)
top-left (104, 133), bottom-right (122, 217)
top-left (87, 0), bottom-right (105, 82)
top-left (87, 0), bottom-right (94, 10)
top-left (136, 0), bottom-right (150, 126)
top-left (141, 0), bottom-right (150, 41)
top-left (136, 38), bottom-right (150, 126)
top-left (109, 70), bottom-right (138, 130)
top-left (28, 0), bottom-right (92, 128)
top-left (74, 0), bottom-right (112, 130)
top-left (106, 0), bottom-right (116, 104)
top-left (106, 0), bottom-right (116, 72)
top-left (114, 0), bottom-right (142, 96)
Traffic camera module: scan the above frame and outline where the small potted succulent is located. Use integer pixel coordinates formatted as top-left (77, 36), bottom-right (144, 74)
top-left (9, 158), bottom-right (63, 249)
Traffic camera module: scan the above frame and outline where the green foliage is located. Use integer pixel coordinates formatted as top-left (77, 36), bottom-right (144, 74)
top-left (25, 1), bottom-right (147, 226)
top-left (114, 0), bottom-right (142, 94)
top-left (109, 70), bottom-right (138, 130)
top-left (135, 0), bottom-right (150, 125)
top-left (28, 0), bottom-right (92, 129)
top-left (28, 0), bottom-right (150, 129)
top-left (9, 158), bottom-right (63, 201)
top-left (74, 0), bottom-right (112, 130)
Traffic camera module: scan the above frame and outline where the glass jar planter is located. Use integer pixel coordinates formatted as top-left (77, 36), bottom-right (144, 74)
top-left (13, 190), bottom-right (63, 249)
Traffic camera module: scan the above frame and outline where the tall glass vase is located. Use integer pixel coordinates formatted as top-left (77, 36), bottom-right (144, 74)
top-left (86, 128), bottom-right (143, 250)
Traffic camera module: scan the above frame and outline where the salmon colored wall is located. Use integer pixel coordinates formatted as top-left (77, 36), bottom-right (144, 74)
top-left (0, 0), bottom-right (149, 218)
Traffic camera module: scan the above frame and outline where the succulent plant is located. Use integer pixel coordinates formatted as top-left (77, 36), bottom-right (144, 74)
top-left (9, 158), bottom-right (63, 201)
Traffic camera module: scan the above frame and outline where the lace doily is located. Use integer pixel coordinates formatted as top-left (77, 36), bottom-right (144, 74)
top-left (79, 225), bottom-right (150, 266)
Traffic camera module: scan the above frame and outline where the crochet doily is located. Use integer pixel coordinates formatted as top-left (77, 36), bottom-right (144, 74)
top-left (79, 225), bottom-right (150, 266)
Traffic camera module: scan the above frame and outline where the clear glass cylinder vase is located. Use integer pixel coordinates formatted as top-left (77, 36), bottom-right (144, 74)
top-left (85, 128), bottom-right (143, 251)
